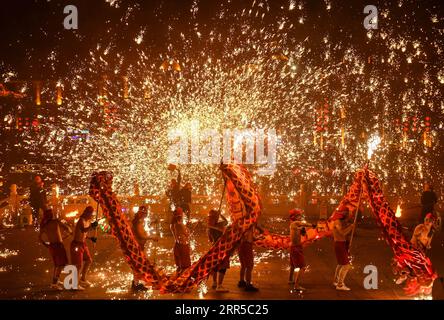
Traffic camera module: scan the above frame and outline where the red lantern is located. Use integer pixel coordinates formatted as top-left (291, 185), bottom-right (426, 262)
top-left (424, 116), bottom-right (431, 132)
top-left (32, 119), bottom-right (39, 131)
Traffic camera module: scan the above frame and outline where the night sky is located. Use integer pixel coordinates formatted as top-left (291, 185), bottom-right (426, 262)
top-left (3, 0), bottom-right (437, 78)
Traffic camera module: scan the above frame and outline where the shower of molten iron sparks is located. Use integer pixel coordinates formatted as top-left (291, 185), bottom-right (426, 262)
top-left (367, 134), bottom-right (381, 160)
top-left (65, 210), bottom-right (79, 218)
top-left (0, 0), bottom-right (441, 205)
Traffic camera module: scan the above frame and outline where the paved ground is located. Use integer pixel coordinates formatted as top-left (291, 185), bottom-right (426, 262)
top-left (1, 214), bottom-right (443, 300)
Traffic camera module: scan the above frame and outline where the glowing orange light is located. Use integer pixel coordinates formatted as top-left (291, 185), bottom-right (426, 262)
top-left (65, 210), bottom-right (79, 218)
top-left (56, 84), bottom-right (62, 105)
top-left (123, 76), bottom-right (129, 99)
top-left (35, 81), bottom-right (41, 106)
top-left (395, 204), bottom-right (402, 218)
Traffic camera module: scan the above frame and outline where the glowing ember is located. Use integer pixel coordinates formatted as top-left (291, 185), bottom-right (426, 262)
top-left (65, 210), bottom-right (79, 218)
top-left (395, 204), bottom-right (402, 218)
top-left (105, 287), bottom-right (128, 294)
top-left (367, 134), bottom-right (381, 160)
top-left (0, 249), bottom-right (19, 259)
top-left (197, 282), bottom-right (208, 299)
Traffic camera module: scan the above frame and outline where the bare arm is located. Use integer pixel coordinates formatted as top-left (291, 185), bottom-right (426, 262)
top-left (413, 225), bottom-right (424, 239)
top-left (79, 225), bottom-right (89, 232)
top-left (79, 219), bottom-right (94, 233)
top-left (58, 220), bottom-right (72, 238)
top-left (426, 235), bottom-right (433, 248)
top-left (335, 221), bottom-right (354, 236)
top-left (39, 230), bottom-right (49, 247)
top-left (136, 223), bottom-right (149, 240)
top-left (208, 225), bottom-right (225, 233)
top-left (79, 219), bottom-right (89, 232)
top-left (300, 222), bottom-right (315, 228)
top-left (343, 223), bottom-right (354, 235)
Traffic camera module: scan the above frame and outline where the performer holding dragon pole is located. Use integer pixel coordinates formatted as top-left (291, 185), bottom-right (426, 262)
top-left (39, 209), bottom-right (72, 290)
top-left (207, 209), bottom-right (230, 293)
top-left (411, 213), bottom-right (438, 253)
top-left (180, 182), bottom-right (193, 223)
top-left (330, 201), bottom-right (356, 291)
top-left (396, 213), bottom-right (438, 285)
top-left (166, 164), bottom-right (182, 213)
top-left (70, 206), bottom-right (98, 289)
top-left (288, 208), bottom-right (315, 291)
top-left (131, 206), bottom-right (159, 291)
top-left (237, 226), bottom-right (259, 292)
top-left (170, 207), bottom-right (191, 274)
